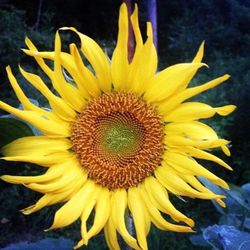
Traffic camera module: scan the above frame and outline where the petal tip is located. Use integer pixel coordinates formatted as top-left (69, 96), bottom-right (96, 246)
top-left (5, 65), bottom-right (11, 72)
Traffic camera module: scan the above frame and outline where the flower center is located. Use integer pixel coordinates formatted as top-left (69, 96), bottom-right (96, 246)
top-left (104, 123), bottom-right (138, 153)
top-left (97, 112), bottom-right (145, 158)
top-left (71, 92), bottom-right (164, 189)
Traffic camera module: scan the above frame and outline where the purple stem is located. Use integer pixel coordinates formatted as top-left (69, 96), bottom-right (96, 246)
top-left (147, 0), bottom-right (158, 51)
top-left (123, 0), bottom-right (135, 62)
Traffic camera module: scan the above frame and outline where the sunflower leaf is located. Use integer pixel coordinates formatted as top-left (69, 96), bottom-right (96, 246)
top-left (1, 237), bottom-right (74, 250)
top-left (0, 117), bottom-right (34, 149)
top-left (198, 177), bottom-right (250, 214)
top-left (203, 225), bottom-right (250, 250)
top-left (224, 183), bottom-right (250, 211)
top-left (198, 176), bottom-right (227, 215)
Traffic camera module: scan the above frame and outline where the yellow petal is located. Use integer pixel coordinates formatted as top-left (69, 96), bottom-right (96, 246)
top-left (74, 185), bottom-right (102, 248)
top-left (144, 177), bottom-right (194, 227)
top-left (0, 101), bottom-right (70, 137)
top-left (24, 37), bottom-right (54, 80)
top-left (111, 189), bottom-right (140, 250)
top-left (165, 121), bottom-right (218, 141)
top-left (172, 41), bottom-right (206, 92)
top-left (26, 169), bottom-right (85, 193)
top-left (1, 165), bottom-right (63, 184)
top-left (21, 194), bottom-right (58, 215)
top-left (104, 218), bottom-right (121, 250)
top-left (25, 48), bottom-right (91, 100)
top-left (221, 144), bottom-right (231, 156)
top-left (2, 151), bottom-right (74, 167)
top-left (164, 102), bottom-right (236, 122)
top-left (26, 158), bottom-right (86, 193)
top-left (162, 152), bottom-right (229, 189)
top-left (127, 22), bottom-right (157, 94)
top-left (19, 66), bottom-right (76, 122)
top-left (2, 136), bottom-right (71, 157)
top-left (128, 187), bottom-right (150, 250)
top-left (165, 121), bottom-right (228, 151)
top-left (69, 43), bottom-right (100, 97)
top-left (24, 36), bottom-right (85, 113)
top-left (130, 4), bottom-right (143, 52)
top-left (76, 197), bottom-right (97, 248)
top-left (158, 74), bottom-right (230, 114)
top-left (48, 180), bottom-right (96, 230)
top-left (24, 50), bottom-right (75, 80)
top-left (21, 177), bottom-right (84, 215)
top-left (180, 146), bottom-right (232, 170)
top-left (192, 41), bottom-right (205, 63)
top-left (215, 105), bottom-right (236, 116)
top-left (111, 3), bottom-right (129, 91)
top-left (53, 31), bottom-right (85, 112)
top-left (60, 27), bottom-right (111, 92)
top-left (155, 166), bottom-right (225, 199)
top-left (183, 175), bottom-right (214, 193)
top-left (181, 175), bottom-right (226, 207)
top-left (144, 63), bottom-right (206, 103)
top-left (6, 66), bottom-right (50, 116)
top-left (87, 188), bottom-right (110, 239)
top-left (139, 187), bottom-right (193, 232)
top-left (165, 134), bottom-right (230, 150)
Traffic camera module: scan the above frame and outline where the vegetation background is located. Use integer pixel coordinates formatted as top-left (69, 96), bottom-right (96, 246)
top-left (0, 0), bottom-right (249, 249)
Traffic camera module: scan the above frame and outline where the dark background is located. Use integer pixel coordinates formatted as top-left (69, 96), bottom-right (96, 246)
top-left (0, 0), bottom-right (250, 249)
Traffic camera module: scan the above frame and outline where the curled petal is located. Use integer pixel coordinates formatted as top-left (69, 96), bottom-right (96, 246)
top-left (111, 189), bottom-right (140, 250)
top-left (128, 187), bottom-right (150, 250)
top-left (164, 102), bottom-right (236, 122)
top-left (144, 177), bottom-right (194, 227)
top-left (60, 27), bottom-right (111, 92)
top-left (104, 218), bottom-right (121, 250)
top-left (139, 186), bottom-right (193, 233)
top-left (158, 74), bottom-right (230, 114)
top-left (87, 188), bottom-right (110, 239)
top-left (47, 180), bottom-right (96, 230)
top-left (0, 102), bottom-right (70, 137)
top-left (144, 63), bottom-right (206, 103)
top-left (163, 152), bottom-right (229, 189)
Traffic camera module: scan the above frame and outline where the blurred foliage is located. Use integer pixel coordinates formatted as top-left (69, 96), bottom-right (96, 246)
top-left (1, 237), bottom-right (74, 250)
top-left (190, 179), bottom-right (250, 249)
top-left (191, 225), bottom-right (250, 249)
top-left (0, 0), bottom-right (249, 249)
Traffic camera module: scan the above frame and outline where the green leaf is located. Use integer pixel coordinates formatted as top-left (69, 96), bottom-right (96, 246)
top-left (0, 117), bottom-right (34, 148)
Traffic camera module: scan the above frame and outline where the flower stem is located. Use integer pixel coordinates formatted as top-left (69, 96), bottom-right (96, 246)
top-left (123, 0), bottom-right (135, 62)
top-left (147, 0), bottom-right (158, 51)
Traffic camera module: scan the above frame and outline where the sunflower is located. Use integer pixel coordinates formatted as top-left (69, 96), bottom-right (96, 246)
top-left (0, 3), bottom-right (235, 250)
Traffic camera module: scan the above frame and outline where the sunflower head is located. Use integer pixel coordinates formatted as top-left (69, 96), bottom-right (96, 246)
top-left (71, 91), bottom-right (165, 190)
top-left (0, 3), bottom-right (236, 250)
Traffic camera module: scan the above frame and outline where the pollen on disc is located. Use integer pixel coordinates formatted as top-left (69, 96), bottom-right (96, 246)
top-left (71, 92), bottom-right (164, 189)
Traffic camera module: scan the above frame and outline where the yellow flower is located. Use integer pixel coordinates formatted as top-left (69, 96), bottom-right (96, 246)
top-left (0, 3), bottom-right (235, 250)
